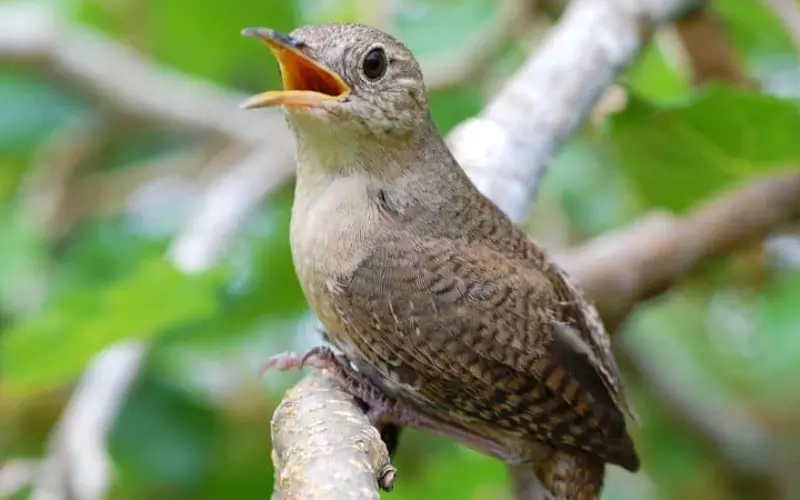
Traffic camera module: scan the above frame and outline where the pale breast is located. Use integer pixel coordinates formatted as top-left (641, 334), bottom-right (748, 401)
top-left (290, 172), bottom-right (384, 327)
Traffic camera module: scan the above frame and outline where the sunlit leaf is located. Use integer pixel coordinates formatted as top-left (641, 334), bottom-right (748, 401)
top-left (625, 42), bottom-right (690, 102)
top-left (0, 257), bottom-right (223, 395)
top-left (610, 85), bottom-right (800, 211)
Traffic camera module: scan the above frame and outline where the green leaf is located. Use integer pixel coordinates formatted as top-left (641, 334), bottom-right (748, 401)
top-left (0, 257), bottom-right (223, 395)
top-left (609, 85), bottom-right (800, 211)
top-left (72, 0), bottom-right (299, 88)
top-left (0, 206), bottom-right (51, 318)
top-left (395, 0), bottom-right (497, 59)
top-left (110, 374), bottom-right (220, 493)
top-left (748, 271), bottom-right (800, 404)
top-left (428, 84), bottom-right (483, 134)
top-left (713, 0), bottom-right (798, 61)
top-left (625, 42), bottom-right (690, 102)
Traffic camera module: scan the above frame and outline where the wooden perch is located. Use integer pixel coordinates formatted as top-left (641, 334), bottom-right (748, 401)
top-left (271, 375), bottom-right (395, 500)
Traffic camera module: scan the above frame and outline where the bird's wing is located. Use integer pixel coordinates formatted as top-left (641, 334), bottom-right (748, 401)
top-left (328, 236), bottom-right (639, 470)
top-left (533, 248), bottom-right (640, 425)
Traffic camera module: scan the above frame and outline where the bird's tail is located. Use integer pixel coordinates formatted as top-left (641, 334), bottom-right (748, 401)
top-left (533, 451), bottom-right (605, 500)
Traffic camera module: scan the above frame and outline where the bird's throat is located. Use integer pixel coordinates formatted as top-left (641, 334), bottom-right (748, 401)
top-left (292, 116), bottom-right (451, 182)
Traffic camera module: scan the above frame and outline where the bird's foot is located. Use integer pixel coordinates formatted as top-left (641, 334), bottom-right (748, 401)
top-left (260, 346), bottom-right (513, 462)
top-left (261, 346), bottom-right (400, 417)
top-left (258, 345), bottom-right (336, 375)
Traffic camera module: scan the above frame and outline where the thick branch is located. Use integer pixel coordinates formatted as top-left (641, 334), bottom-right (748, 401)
top-left (271, 375), bottom-right (395, 500)
top-left (447, 0), bottom-right (708, 224)
top-left (0, 2), bottom-right (284, 145)
top-left (559, 172), bottom-right (800, 330)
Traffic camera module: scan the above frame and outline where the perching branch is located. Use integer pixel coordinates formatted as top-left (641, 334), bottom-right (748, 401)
top-left (271, 375), bottom-right (396, 500)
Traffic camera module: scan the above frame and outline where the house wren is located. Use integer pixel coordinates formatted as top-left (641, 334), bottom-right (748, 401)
top-left (242, 23), bottom-right (640, 499)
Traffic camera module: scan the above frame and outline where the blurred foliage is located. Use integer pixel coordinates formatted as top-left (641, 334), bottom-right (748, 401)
top-left (0, 0), bottom-right (799, 499)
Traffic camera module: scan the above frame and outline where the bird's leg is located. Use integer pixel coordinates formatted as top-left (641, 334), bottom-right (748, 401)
top-left (262, 346), bottom-right (515, 462)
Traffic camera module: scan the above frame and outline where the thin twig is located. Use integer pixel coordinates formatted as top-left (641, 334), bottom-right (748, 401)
top-left (671, 9), bottom-right (753, 87)
top-left (30, 341), bottom-right (147, 500)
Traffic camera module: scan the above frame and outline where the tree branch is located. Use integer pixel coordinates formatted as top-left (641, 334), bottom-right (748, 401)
top-left (671, 8), bottom-right (753, 87)
top-left (447, 0), bottom-right (708, 224)
top-left (30, 341), bottom-right (147, 500)
top-left (0, 1), bottom-right (283, 145)
top-left (271, 374), bottom-right (395, 500)
top-left (558, 170), bottom-right (800, 331)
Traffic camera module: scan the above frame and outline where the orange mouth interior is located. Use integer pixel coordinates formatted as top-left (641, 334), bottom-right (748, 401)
top-left (241, 27), bottom-right (351, 109)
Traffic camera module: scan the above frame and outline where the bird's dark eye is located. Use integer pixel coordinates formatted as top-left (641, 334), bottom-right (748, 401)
top-left (362, 47), bottom-right (388, 80)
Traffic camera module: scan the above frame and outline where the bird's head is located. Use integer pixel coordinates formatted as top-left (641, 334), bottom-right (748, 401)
top-left (241, 23), bottom-right (430, 141)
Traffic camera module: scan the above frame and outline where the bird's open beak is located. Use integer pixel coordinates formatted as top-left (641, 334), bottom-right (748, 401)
top-left (240, 27), bottom-right (351, 109)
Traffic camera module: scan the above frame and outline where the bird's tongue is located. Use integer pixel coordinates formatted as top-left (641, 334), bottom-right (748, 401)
top-left (282, 54), bottom-right (347, 96)
top-left (242, 41), bottom-right (350, 109)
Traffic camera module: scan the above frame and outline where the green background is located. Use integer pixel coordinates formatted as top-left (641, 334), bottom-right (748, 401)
top-left (1, 0), bottom-right (799, 498)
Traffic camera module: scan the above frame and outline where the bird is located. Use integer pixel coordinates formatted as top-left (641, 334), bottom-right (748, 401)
top-left (241, 23), bottom-right (640, 499)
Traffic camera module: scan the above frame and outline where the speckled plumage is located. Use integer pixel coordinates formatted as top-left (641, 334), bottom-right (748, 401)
top-left (250, 22), bottom-right (640, 499)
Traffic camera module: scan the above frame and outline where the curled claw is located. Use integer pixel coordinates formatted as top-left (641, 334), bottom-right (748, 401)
top-left (258, 346), bottom-right (339, 379)
top-left (258, 351), bottom-right (305, 378)
top-left (299, 345), bottom-right (337, 369)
